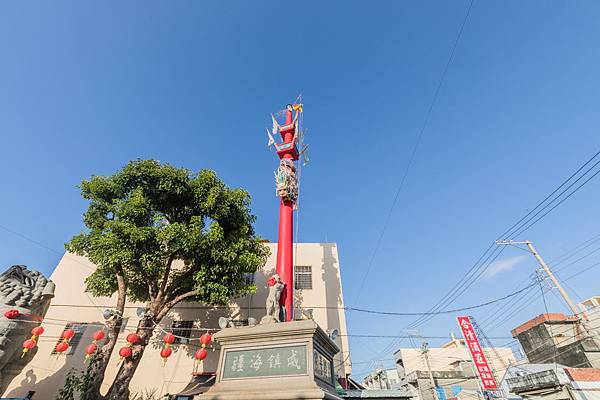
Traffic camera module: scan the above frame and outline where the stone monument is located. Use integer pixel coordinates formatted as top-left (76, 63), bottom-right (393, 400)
top-left (202, 275), bottom-right (342, 400)
top-left (0, 265), bottom-right (55, 394)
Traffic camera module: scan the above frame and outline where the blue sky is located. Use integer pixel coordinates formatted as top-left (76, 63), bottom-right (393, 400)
top-left (2, 1), bottom-right (600, 377)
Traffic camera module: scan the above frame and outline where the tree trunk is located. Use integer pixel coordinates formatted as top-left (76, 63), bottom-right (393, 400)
top-left (85, 273), bottom-right (127, 400)
top-left (103, 292), bottom-right (198, 399)
top-left (104, 314), bottom-right (156, 400)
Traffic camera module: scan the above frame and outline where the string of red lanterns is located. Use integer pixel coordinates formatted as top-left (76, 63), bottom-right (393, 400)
top-left (192, 332), bottom-right (212, 372)
top-left (85, 329), bottom-right (106, 359)
top-left (160, 333), bottom-right (176, 364)
top-left (118, 332), bottom-right (140, 360)
top-left (21, 325), bottom-right (45, 358)
top-left (54, 328), bottom-right (75, 355)
top-left (9, 308), bottom-right (214, 367)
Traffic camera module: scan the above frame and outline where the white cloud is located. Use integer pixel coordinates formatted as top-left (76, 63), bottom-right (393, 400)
top-left (482, 255), bottom-right (528, 280)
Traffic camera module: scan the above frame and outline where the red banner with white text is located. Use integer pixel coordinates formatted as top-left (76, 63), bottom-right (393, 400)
top-left (456, 316), bottom-right (498, 390)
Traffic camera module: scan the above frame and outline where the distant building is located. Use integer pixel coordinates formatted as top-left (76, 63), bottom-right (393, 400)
top-left (392, 336), bottom-right (516, 400)
top-left (499, 363), bottom-right (568, 400)
top-left (503, 365), bottom-right (600, 400)
top-left (343, 388), bottom-right (413, 400)
top-left (511, 313), bottom-right (600, 368)
top-left (363, 368), bottom-right (402, 390)
top-left (2, 243), bottom-right (351, 399)
top-left (500, 296), bottom-right (600, 400)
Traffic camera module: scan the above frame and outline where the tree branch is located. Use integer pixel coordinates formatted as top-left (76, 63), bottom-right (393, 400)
top-left (156, 290), bottom-right (198, 321)
top-left (131, 260), bottom-right (158, 298)
top-left (163, 267), bottom-right (196, 301)
top-left (159, 254), bottom-right (175, 296)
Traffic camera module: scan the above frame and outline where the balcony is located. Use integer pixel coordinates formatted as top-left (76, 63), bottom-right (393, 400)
top-left (507, 370), bottom-right (561, 394)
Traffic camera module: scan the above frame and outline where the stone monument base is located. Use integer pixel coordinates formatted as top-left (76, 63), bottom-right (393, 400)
top-left (200, 319), bottom-right (343, 400)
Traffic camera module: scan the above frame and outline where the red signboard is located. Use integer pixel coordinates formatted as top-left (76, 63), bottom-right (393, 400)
top-left (456, 316), bottom-right (498, 390)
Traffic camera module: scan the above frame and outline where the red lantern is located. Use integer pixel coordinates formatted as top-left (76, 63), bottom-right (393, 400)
top-left (55, 342), bottom-right (69, 353)
top-left (22, 338), bottom-right (37, 357)
top-left (85, 343), bottom-right (98, 357)
top-left (126, 333), bottom-right (139, 345)
top-left (92, 330), bottom-right (105, 342)
top-left (4, 309), bottom-right (20, 319)
top-left (31, 326), bottom-right (44, 337)
top-left (194, 348), bottom-right (207, 361)
top-left (62, 329), bottom-right (75, 341)
top-left (200, 333), bottom-right (212, 348)
top-left (119, 346), bottom-right (132, 359)
top-left (163, 333), bottom-right (176, 345)
top-left (160, 347), bottom-right (173, 359)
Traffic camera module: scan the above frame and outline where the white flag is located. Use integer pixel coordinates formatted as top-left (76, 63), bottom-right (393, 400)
top-left (271, 114), bottom-right (279, 136)
top-left (266, 129), bottom-right (275, 147)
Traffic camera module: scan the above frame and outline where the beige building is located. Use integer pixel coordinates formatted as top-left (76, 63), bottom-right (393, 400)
top-left (2, 242), bottom-right (351, 399)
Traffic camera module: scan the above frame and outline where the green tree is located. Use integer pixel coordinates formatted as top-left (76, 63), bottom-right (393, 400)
top-left (66, 160), bottom-right (269, 400)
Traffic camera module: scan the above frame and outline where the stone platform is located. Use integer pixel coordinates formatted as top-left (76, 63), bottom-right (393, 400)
top-left (200, 319), bottom-right (343, 400)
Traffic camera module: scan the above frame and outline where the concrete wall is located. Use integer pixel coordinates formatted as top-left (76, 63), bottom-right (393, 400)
top-left (3, 243), bottom-right (351, 399)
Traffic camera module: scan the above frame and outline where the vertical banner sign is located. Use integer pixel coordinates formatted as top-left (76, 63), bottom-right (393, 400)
top-left (456, 316), bottom-right (498, 390)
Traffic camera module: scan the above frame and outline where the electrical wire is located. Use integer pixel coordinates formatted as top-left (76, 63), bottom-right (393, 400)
top-left (353, 0), bottom-right (475, 305)
top-left (362, 148), bottom-right (600, 370)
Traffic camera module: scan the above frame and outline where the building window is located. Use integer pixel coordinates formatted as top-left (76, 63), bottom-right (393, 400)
top-left (295, 266), bottom-right (312, 290)
top-left (52, 323), bottom-right (88, 355)
top-left (172, 320), bottom-right (194, 344)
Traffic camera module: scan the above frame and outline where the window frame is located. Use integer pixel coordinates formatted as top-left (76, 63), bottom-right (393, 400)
top-left (294, 265), bottom-right (313, 290)
top-left (52, 323), bottom-right (88, 355)
top-left (171, 320), bottom-right (194, 344)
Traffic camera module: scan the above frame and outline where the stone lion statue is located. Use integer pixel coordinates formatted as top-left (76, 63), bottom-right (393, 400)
top-left (261, 274), bottom-right (285, 324)
top-left (0, 265), bottom-right (55, 394)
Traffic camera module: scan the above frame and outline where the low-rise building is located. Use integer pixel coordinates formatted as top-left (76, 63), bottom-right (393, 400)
top-left (2, 242), bottom-right (351, 399)
top-left (511, 313), bottom-right (600, 368)
top-left (504, 365), bottom-right (600, 400)
top-left (363, 368), bottom-right (402, 390)
top-left (392, 337), bottom-right (516, 400)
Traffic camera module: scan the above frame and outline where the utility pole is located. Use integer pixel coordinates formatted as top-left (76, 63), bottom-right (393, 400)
top-left (421, 342), bottom-right (439, 400)
top-left (496, 240), bottom-right (586, 320)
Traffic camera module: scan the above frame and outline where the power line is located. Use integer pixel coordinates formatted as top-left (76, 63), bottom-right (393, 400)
top-left (28, 282), bottom-right (535, 317)
top-left (353, 0), bottom-right (475, 305)
top-left (498, 149), bottom-right (600, 240)
top-left (482, 255), bottom-right (600, 333)
top-left (510, 162), bottom-right (600, 238)
top-left (342, 334), bottom-right (512, 339)
top-left (479, 231), bottom-right (600, 327)
top-left (346, 282), bottom-right (535, 316)
top-left (362, 148), bottom-right (600, 369)
top-left (550, 233), bottom-right (600, 266)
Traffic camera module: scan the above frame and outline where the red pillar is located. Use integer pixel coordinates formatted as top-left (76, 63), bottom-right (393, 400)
top-left (276, 108), bottom-right (296, 321)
